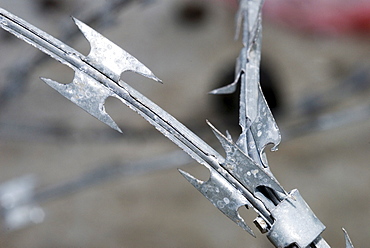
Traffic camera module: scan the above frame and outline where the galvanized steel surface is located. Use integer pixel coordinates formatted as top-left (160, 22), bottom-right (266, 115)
top-left (0, 0), bottom-right (368, 247)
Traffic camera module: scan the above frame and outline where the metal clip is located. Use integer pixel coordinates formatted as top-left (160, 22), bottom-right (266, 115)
top-left (267, 189), bottom-right (326, 248)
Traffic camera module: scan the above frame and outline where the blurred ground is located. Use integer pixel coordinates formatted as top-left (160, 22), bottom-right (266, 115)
top-left (0, 0), bottom-right (369, 247)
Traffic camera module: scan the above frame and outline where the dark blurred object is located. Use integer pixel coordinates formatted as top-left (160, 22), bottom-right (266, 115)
top-left (174, 1), bottom-right (209, 27)
top-left (34, 0), bottom-right (67, 12)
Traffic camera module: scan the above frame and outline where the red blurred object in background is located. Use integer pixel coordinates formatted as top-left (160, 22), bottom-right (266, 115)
top-left (263, 0), bottom-right (370, 35)
top-left (215, 0), bottom-right (370, 35)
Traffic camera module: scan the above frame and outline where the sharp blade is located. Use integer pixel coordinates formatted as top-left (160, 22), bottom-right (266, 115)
top-left (73, 17), bottom-right (161, 83)
top-left (207, 121), bottom-right (285, 205)
top-left (343, 228), bottom-right (355, 248)
top-left (178, 167), bottom-right (255, 237)
top-left (41, 71), bottom-right (121, 132)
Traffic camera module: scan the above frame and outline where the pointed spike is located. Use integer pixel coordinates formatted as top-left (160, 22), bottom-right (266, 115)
top-left (178, 169), bottom-right (204, 188)
top-left (179, 167), bottom-right (255, 237)
top-left (225, 130), bottom-right (233, 142)
top-left (248, 86), bottom-right (281, 153)
top-left (206, 120), bottom-right (236, 158)
top-left (210, 45), bottom-right (249, 96)
top-left (206, 120), bottom-right (240, 159)
top-left (72, 17), bottom-right (161, 83)
top-left (209, 47), bottom-right (249, 96)
top-left (209, 80), bottom-right (238, 95)
top-left (342, 228), bottom-right (355, 248)
top-left (206, 120), bottom-right (223, 137)
top-left (41, 71), bottom-right (122, 133)
top-left (206, 120), bottom-right (285, 198)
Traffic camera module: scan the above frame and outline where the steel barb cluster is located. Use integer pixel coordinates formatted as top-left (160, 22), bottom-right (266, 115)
top-left (0, 1), bottom-right (355, 247)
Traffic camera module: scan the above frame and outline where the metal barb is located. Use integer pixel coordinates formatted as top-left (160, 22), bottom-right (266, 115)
top-left (73, 17), bottom-right (161, 83)
top-left (343, 228), bottom-right (355, 248)
top-left (178, 168), bottom-right (255, 237)
top-left (210, 0), bottom-right (280, 171)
